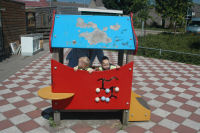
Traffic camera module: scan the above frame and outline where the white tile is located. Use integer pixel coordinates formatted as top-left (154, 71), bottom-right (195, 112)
top-left (152, 108), bottom-right (170, 118)
top-left (22, 84), bottom-right (35, 89)
top-left (7, 96), bottom-right (24, 103)
top-left (161, 93), bottom-right (175, 99)
top-left (182, 119), bottom-right (200, 130)
top-left (159, 119), bottom-right (179, 130)
top-left (140, 87), bottom-right (153, 92)
top-left (156, 87), bottom-right (169, 92)
top-left (182, 82), bottom-right (193, 87)
top-left (0, 113), bottom-right (6, 121)
top-left (178, 93), bottom-right (193, 99)
top-left (186, 100), bottom-right (200, 107)
top-left (1, 126), bottom-right (22, 133)
top-left (0, 104), bottom-right (16, 112)
top-left (194, 108), bottom-right (200, 115)
top-left (9, 114), bottom-right (31, 125)
top-left (28, 80), bottom-right (40, 84)
top-left (27, 97), bottom-right (43, 104)
top-left (148, 100), bottom-right (164, 108)
top-left (0, 89), bottom-right (12, 95)
top-left (19, 105), bottom-right (37, 113)
top-left (34, 117), bottom-right (48, 126)
top-left (15, 90), bottom-right (30, 95)
top-left (173, 109), bottom-right (192, 118)
top-left (143, 93), bottom-right (158, 99)
top-left (167, 100), bottom-right (183, 108)
top-left (172, 87), bottom-right (185, 93)
top-left (188, 87), bottom-right (200, 93)
top-left (196, 93), bottom-right (200, 98)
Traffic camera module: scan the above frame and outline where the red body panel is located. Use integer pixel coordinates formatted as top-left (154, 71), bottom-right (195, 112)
top-left (51, 60), bottom-right (133, 110)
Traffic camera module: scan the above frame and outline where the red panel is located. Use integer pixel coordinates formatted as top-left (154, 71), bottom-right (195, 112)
top-left (130, 12), bottom-right (138, 55)
top-left (51, 59), bottom-right (133, 110)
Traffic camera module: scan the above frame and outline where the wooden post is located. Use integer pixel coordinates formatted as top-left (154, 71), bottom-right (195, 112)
top-left (118, 50), bottom-right (124, 66)
top-left (54, 110), bottom-right (61, 125)
top-left (122, 110), bottom-right (129, 125)
top-left (121, 50), bottom-right (134, 125)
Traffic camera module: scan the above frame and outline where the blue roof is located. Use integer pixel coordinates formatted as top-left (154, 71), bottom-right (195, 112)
top-left (51, 14), bottom-right (136, 50)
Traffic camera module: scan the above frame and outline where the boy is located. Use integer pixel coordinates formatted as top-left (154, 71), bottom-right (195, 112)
top-left (98, 56), bottom-right (120, 71)
top-left (74, 56), bottom-right (94, 73)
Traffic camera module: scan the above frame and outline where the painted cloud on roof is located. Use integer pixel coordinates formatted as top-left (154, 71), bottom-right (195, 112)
top-left (77, 18), bottom-right (114, 45)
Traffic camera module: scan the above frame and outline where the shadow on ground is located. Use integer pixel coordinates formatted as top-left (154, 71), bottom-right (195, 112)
top-left (41, 107), bottom-right (123, 121)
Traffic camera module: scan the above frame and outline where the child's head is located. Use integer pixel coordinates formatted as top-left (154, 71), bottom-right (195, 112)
top-left (101, 56), bottom-right (110, 70)
top-left (78, 56), bottom-right (90, 69)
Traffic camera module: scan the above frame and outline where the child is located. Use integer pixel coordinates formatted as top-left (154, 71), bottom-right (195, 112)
top-left (98, 56), bottom-right (120, 71)
top-left (74, 56), bottom-right (94, 73)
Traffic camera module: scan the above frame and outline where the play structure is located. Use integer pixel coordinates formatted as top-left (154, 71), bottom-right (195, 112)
top-left (38, 10), bottom-right (151, 125)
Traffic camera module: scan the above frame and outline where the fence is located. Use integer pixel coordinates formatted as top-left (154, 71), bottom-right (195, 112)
top-left (137, 46), bottom-right (200, 65)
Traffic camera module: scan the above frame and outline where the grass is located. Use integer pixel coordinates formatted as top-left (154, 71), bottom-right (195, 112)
top-left (137, 33), bottom-right (200, 65)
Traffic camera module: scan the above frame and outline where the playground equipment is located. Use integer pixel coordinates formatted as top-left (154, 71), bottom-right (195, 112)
top-left (38, 10), bottom-right (151, 125)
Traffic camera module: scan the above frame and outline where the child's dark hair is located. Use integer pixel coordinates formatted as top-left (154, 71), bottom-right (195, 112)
top-left (101, 56), bottom-right (109, 63)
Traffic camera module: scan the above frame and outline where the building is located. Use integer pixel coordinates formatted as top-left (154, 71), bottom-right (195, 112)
top-left (0, 0), bottom-right (26, 61)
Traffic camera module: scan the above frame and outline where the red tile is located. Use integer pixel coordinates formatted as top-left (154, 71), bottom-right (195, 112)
top-left (0, 100), bottom-right (9, 106)
top-left (155, 96), bottom-right (169, 103)
top-left (167, 90), bottom-right (180, 95)
top-left (150, 125), bottom-right (171, 133)
top-left (146, 84), bottom-right (159, 89)
top-left (27, 88), bottom-right (38, 92)
top-left (160, 104), bottom-right (177, 112)
top-left (21, 93), bottom-right (35, 99)
top-left (34, 101), bottom-right (50, 108)
top-left (10, 87), bottom-right (24, 92)
top-left (191, 97), bottom-right (200, 102)
top-left (162, 84), bottom-right (174, 89)
top-left (180, 104), bottom-right (197, 112)
top-left (33, 82), bottom-right (45, 87)
top-left (17, 120), bottom-right (39, 132)
top-left (2, 81), bottom-right (13, 85)
top-left (26, 110), bottom-right (42, 119)
top-left (125, 125), bottom-right (146, 133)
top-left (71, 124), bottom-right (93, 133)
top-left (3, 109), bottom-right (22, 118)
top-left (175, 125), bottom-right (197, 133)
top-left (134, 89), bottom-right (146, 95)
top-left (13, 100), bottom-right (29, 108)
top-left (178, 84), bottom-right (190, 89)
top-left (150, 114), bottom-right (163, 123)
top-left (189, 114), bottom-right (200, 122)
top-left (151, 90), bottom-right (163, 95)
top-left (17, 82), bottom-right (29, 86)
top-left (2, 92), bottom-right (17, 99)
top-left (174, 96), bottom-right (187, 103)
top-left (0, 120), bottom-right (13, 130)
top-left (184, 90), bottom-right (197, 96)
top-left (167, 114), bottom-right (185, 123)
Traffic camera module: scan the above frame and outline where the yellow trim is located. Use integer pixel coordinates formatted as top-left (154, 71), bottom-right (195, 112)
top-left (128, 91), bottom-right (151, 121)
top-left (38, 86), bottom-right (74, 100)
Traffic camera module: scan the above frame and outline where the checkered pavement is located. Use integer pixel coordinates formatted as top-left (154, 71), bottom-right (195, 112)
top-left (0, 48), bottom-right (200, 133)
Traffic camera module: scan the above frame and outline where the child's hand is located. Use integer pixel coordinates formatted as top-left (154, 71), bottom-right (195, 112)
top-left (88, 69), bottom-right (94, 74)
top-left (116, 65), bottom-right (120, 69)
top-left (74, 67), bottom-right (78, 71)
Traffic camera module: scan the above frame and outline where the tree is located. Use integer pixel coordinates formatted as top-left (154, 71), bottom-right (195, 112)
top-left (155, 0), bottom-right (193, 32)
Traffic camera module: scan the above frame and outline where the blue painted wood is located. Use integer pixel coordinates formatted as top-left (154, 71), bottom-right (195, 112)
top-left (51, 14), bottom-right (135, 50)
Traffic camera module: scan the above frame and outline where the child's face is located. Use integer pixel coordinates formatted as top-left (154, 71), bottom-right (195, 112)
top-left (78, 58), bottom-right (87, 69)
top-left (102, 59), bottom-right (110, 70)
